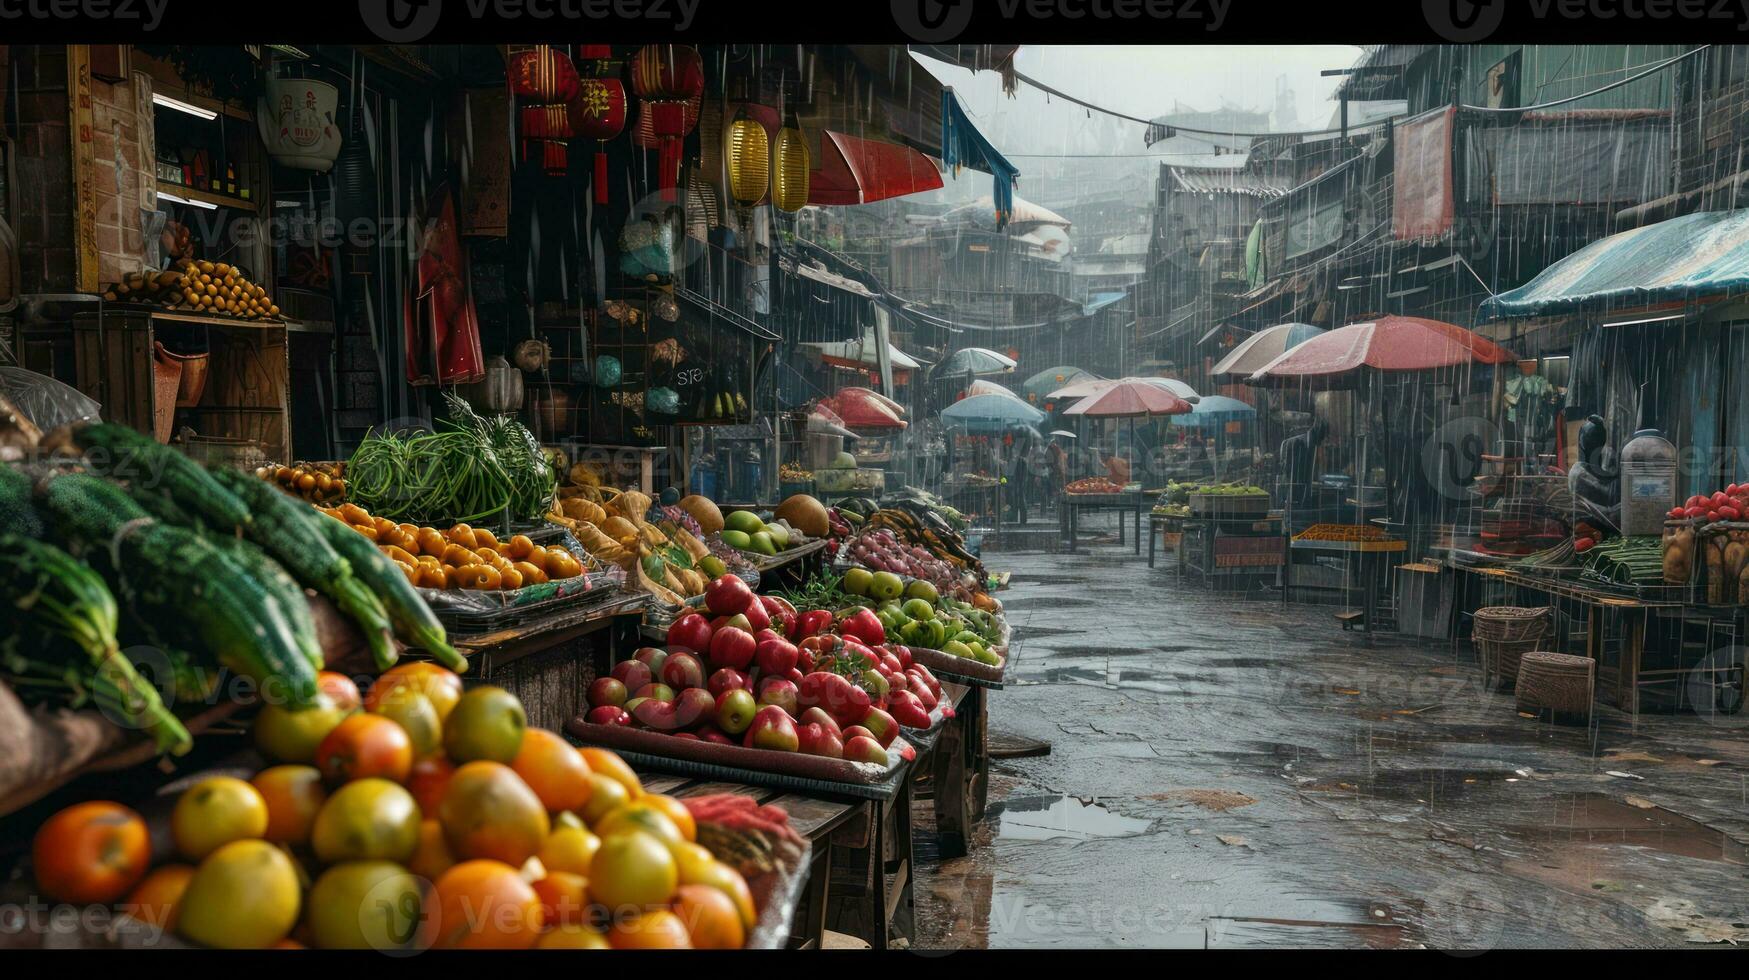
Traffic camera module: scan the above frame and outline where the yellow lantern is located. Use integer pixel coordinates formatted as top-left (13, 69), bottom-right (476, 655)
top-left (771, 124), bottom-right (810, 213)
top-left (723, 111), bottom-right (769, 208)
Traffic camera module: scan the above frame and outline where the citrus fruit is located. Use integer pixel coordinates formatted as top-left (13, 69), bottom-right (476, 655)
top-left (531, 870), bottom-right (590, 927)
top-left (32, 801), bottom-right (150, 904)
top-left (537, 923), bottom-right (611, 949)
top-left (311, 778), bottom-right (421, 864)
top-left (592, 801), bottom-right (684, 852)
top-left (442, 685), bottom-right (526, 763)
top-left (438, 761), bottom-right (550, 865)
top-left (578, 747), bottom-right (642, 798)
top-left (177, 840), bottom-right (301, 949)
top-left (306, 860), bottom-right (428, 952)
top-left (538, 824), bottom-right (602, 876)
top-left (586, 830), bottom-right (676, 913)
top-left (253, 694), bottom-right (348, 764)
top-left (408, 819), bottom-right (457, 882)
top-left (120, 863), bottom-right (195, 930)
top-left (431, 860), bottom-right (541, 949)
top-left (315, 712), bottom-right (413, 784)
top-left (640, 794), bottom-right (696, 842)
top-left (253, 765), bottom-right (327, 845)
top-left (606, 908), bottom-right (693, 949)
top-left (511, 728), bottom-right (593, 813)
top-left (172, 776), bottom-right (269, 862)
top-left (370, 687), bottom-right (442, 758)
top-left (365, 662), bottom-right (462, 721)
top-left (674, 843), bottom-right (757, 929)
top-left (674, 883), bottom-right (746, 949)
top-left (580, 772), bottom-right (630, 825)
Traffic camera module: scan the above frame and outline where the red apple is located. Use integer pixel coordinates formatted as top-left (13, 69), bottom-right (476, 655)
top-left (667, 613), bottom-right (714, 653)
top-left (796, 722), bottom-right (844, 759)
top-left (673, 687), bottom-right (717, 729)
top-left (783, 667), bottom-right (806, 687)
top-left (844, 734), bottom-right (888, 766)
top-left (707, 668), bottom-right (750, 699)
top-left (705, 574), bottom-right (755, 617)
top-left (610, 659), bottom-right (653, 693)
top-left (659, 651), bottom-right (707, 691)
top-left (632, 646), bottom-right (669, 673)
top-left (740, 600), bottom-right (771, 633)
top-left (842, 725), bottom-right (876, 744)
top-left (710, 613), bottom-right (753, 635)
top-left (631, 698), bottom-right (681, 730)
top-left (715, 689), bottom-right (758, 735)
top-left (588, 676), bottom-right (628, 708)
top-left (586, 705), bottom-right (631, 726)
top-left (761, 595), bottom-right (797, 637)
top-left (755, 634), bottom-right (800, 677)
top-left (699, 728), bottom-right (736, 746)
top-left (622, 697), bottom-right (650, 716)
top-left (800, 706), bottom-right (841, 736)
top-left (887, 690), bottom-right (931, 729)
top-left (858, 706), bottom-right (899, 747)
top-left (633, 682), bottom-right (675, 703)
top-left (709, 626), bottom-right (757, 672)
top-left (757, 677), bottom-right (799, 718)
top-left (744, 705), bottom-right (799, 752)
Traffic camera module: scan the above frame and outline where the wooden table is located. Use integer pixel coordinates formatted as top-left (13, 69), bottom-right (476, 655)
top-left (455, 592), bottom-right (650, 731)
top-left (1060, 491), bottom-right (1145, 554)
top-left (749, 539), bottom-right (829, 595)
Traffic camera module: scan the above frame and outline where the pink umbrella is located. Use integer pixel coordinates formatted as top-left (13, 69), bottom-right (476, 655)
top-left (1246, 315), bottom-right (1514, 389)
top-left (1063, 380), bottom-right (1193, 418)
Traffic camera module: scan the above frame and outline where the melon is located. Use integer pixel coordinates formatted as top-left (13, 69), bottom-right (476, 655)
top-left (678, 495), bottom-right (724, 535)
top-left (830, 452), bottom-right (858, 470)
top-left (775, 494), bottom-right (829, 537)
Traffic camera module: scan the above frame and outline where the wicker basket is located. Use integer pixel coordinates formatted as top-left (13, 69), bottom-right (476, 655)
top-left (1473, 606), bottom-right (1552, 689)
top-left (1515, 651), bottom-right (1594, 725)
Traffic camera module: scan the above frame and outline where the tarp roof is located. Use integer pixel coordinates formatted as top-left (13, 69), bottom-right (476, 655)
top-left (1165, 166), bottom-right (1290, 199)
top-left (1481, 209), bottom-right (1749, 319)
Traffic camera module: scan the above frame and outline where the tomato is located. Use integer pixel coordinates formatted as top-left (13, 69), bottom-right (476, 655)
top-left (317, 671), bottom-right (363, 711)
top-left (176, 840), bottom-right (301, 949)
top-left (370, 687), bottom-right (443, 758)
top-left (306, 861), bottom-right (429, 951)
top-left (431, 861), bottom-right (541, 950)
top-left (365, 662), bottom-right (462, 722)
top-left (538, 823), bottom-right (601, 876)
top-left (674, 883), bottom-right (745, 949)
top-left (578, 747), bottom-right (643, 799)
top-left (641, 794), bottom-right (697, 843)
top-left (254, 693), bottom-right (349, 764)
top-left (253, 765), bottom-right (328, 845)
top-left (606, 908), bottom-right (693, 949)
top-left (33, 801), bottom-right (150, 904)
top-left (409, 818), bottom-right (457, 882)
top-left (316, 712), bottom-right (414, 784)
top-left (511, 728), bottom-right (594, 813)
top-left (537, 923), bottom-right (611, 949)
top-left (405, 754), bottom-right (455, 813)
top-left (532, 871), bottom-right (591, 926)
top-left (172, 776), bottom-right (270, 862)
top-left (593, 802), bottom-right (685, 853)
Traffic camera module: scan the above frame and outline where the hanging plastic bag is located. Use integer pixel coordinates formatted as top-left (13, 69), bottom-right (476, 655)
top-left (0, 367), bottom-right (102, 431)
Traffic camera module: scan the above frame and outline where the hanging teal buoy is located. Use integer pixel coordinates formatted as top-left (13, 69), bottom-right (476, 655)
top-left (593, 355), bottom-right (623, 388)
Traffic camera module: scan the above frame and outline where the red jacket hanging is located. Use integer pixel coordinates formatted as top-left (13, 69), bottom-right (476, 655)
top-left (405, 184), bottom-right (485, 386)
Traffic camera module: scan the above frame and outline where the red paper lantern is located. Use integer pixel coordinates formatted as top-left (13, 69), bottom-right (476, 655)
top-left (508, 46), bottom-right (580, 102)
top-left (570, 77), bottom-right (627, 205)
top-left (630, 44), bottom-right (704, 201)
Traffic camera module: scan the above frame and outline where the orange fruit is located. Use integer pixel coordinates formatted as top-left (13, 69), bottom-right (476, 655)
top-left (606, 908), bottom-right (693, 949)
top-left (578, 747), bottom-right (642, 799)
top-left (254, 694), bottom-right (349, 764)
top-left (674, 883), bottom-right (746, 949)
top-left (593, 802), bottom-right (684, 852)
top-left (538, 824), bottom-right (601, 877)
top-left (408, 819), bottom-right (457, 882)
top-left (405, 754), bottom-right (455, 814)
top-left (512, 728), bottom-right (593, 813)
top-left (442, 685), bottom-right (526, 764)
top-left (586, 830), bottom-right (676, 913)
top-left (537, 923), bottom-right (611, 949)
top-left (32, 801), bottom-right (150, 904)
top-left (438, 761), bottom-right (550, 865)
top-left (531, 870), bottom-right (591, 926)
top-left (642, 794), bottom-right (696, 842)
top-left (370, 688), bottom-right (442, 758)
top-left (674, 843), bottom-right (757, 929)
top-left (120, 863), bottom-right (196, 930)
top-left (431, 860), bottom-right (541, 949)
top-left (316, 712), bottom-right (413, 784)
top-left (317, 671), bottom-right (363, 711)
top-left (366, 662), bottom-right (463, 721)
top-left (172, 776), bottom-right (269, 861)
top-left (253, 765), bottom-right (327, 845)
top-left (580, 773), bottom-right (629, 825)
top-left (310, 778), bottom-right (421, 864)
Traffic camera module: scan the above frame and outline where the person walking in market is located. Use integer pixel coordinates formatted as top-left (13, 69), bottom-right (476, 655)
top-left (1004, 428), bottom-right (1033, 525)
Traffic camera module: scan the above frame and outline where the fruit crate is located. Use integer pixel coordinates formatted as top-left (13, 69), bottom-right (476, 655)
top-left (1187, 491), bottom-right (1270, 518)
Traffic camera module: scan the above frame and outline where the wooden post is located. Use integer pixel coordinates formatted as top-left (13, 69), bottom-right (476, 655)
top-left (67, 44), bottom-right (98, 294)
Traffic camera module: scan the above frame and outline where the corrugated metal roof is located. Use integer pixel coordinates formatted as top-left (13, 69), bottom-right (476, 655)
top-left (1481, 209), bottom-right (1749, 319)
top-left (1166, 167), bottom-right (1290, 199)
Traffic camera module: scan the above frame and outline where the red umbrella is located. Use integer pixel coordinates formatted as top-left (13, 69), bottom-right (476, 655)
top-left (1062, 379), bottom-right (1193, 417)
top-left (1245, 315), bottom-right (1515, 389)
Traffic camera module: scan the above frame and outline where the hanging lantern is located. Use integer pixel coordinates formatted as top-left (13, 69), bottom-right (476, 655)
top-left (518, 104), bottom-right (572, 177)
top-left (508, 46), bottom-right (580, 102)
top-left (574, 44), bottom-right (614, 77)
top-left (723, 109), bottom-right (770, 208)
top-left (771, 122), bottom-right (810, 213)
top-left (570, 76), bottom-right (627, 205)
top-left (630, 44), bottom-right (704, 202)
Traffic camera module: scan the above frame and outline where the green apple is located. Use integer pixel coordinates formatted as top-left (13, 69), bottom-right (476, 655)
top-left (763, 523), bottom-right (789, 548)
top-left (904, 579), bottom-right (939, 603)
top-left (725, 510), bottom-right (766, 536)
top-left (842, 567), bottom-right (874, 595)
top-left (722, 529), bottom-right (752, 551)
top-left (869, 571), bottom-right (904, 601)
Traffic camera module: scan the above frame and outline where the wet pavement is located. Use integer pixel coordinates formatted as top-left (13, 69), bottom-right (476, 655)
top-left (910, 527), bottom-right (1749, 949)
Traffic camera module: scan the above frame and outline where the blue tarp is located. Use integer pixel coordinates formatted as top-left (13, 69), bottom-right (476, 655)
top-left (1481, 209), bottom-right (1749, 319)
top-left (941, 87), bottom-right (1019, 230)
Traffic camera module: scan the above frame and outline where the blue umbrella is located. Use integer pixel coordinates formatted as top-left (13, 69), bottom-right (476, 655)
top-left (940, 392), bottom-right (1046, 433)
top-left (1170, 395), bottom-right (1257, 427)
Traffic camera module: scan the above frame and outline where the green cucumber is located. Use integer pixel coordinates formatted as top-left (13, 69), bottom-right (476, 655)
top-left (70, 422), bottom-right (251, 529)
top-left (308, 510), bottom-right (466, 671)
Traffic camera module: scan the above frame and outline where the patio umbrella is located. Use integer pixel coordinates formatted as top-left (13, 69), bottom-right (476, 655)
top-left (940, 392), bottom-right (1046, 430)
top-left (1047, 376), bottom-right (1200, 404)
top-left (1022, 366), bottom-right (1099, 401)
top-left (1210, 322), bottom-right (1324, 380)
top-left (1063, 380), bottom-right (1193, 486)
top-left (935, 347), bottom-right (1017, 377)
top-left (1169, 394), bottom-right (1256, 426)
top-left (800, 329), bottom-right (923, 372)
top-left (1245, 315), bottom-right (1514, 389)
top-left (965, 378), bottom-right (1026, 401)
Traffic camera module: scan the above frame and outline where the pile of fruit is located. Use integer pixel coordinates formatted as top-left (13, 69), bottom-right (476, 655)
top-left (548, 488), bottom-right (718, 606)
top-left (583, 575), bottom-right (946, 766)
top-left (1065, 477), bottom-right (1125, 495)
top-left (101, 258), bottom-right (280, 319)
top-left (317, 502), bottom-right (587, 591)
top-left (28, 678), bottom-right (775, 949)
top-left (837, 568), bottom-right (1004, 665)
top-left (1162, 481), bottom-right (1266, 505)
top-left (1293, 523), bottom-right (1393, 543)
top-left (254, 462), bottom-right (346, 504)
top-left (719, 504), bottom-right (814, 560)
top-left (779, 461), bottom-right (813, 482)
top-left (843, 526), bottom-right (964, 590)
top-left (1669, 486), bottom-right (1749, 525)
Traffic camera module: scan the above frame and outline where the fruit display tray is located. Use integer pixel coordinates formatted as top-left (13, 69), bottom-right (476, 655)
top-left (564, 721), bottom-right (916, 801)
top-left (1188, 492), bottom-right (1270, 517)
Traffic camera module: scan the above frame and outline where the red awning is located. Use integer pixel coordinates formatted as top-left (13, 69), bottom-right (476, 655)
top-left (808, 130), bottom-right (944, 206)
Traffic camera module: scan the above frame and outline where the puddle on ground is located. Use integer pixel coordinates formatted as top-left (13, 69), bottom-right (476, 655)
top-left (1301, 767), bottom-right (1520, 801)
top-left (1006, 574), bottom-right (1091, 587)
top-left (1529, 793), bottom-right (1749, 864)
top-left (1041, 645), bottom-right (1149, 658)
top-left (1002, 596), bottom-right (1098, 610)
top-left (1009, 626), bottom-right (1085, 642)
top-left (1204, 657), bottom-right (1275, 668)
top-left (995, 795), bottom-right (1153, 842)
top-left (1211, 740), bottom-right (1327, 763)
top-left (1034, 665), bottom-right (1191, 694)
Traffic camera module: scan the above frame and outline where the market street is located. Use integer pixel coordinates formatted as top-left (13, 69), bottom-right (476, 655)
top-left (913, 527), bottom-right (1749, 949)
